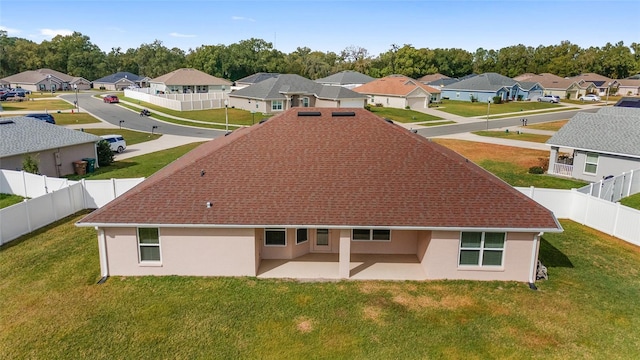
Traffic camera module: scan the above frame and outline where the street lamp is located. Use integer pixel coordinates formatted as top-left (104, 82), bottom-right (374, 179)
top-left (224, 99), bottom-right (229, 134)
top-left (47, 74), bottom-right (52, 96)
top-left (486, 99), bottom-right (491, 130)
top-left (73, 84), bottom-right (79, 112)
top-left (605, 82), bottom-right (611, 105)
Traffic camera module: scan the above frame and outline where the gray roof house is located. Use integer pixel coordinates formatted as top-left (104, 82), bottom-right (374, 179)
top-left (93, 72), bottom-right (150, 90)
top-left (2, 68), bottom-right (91, 92)
top-left (315, 70), bottom-right (375, 89)
top-left (228, 74), bottom-right (367, 114)
top-left (440, 72), bottom-right (544, 103)
top-left (0, 117), bottom-right (101, 177)
top-left (234, 73), bottom-right (280, 89)
top-left (547, 107), bottom-right (640, 182)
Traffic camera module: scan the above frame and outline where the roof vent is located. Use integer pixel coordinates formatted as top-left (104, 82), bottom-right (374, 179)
top-left (331, 111), bottom-right (355, 117)
top-left (259, 118), bottom-right (269, 124)
top-left (0, 120), bottom-right (15, 125)
top-left (298, 111), bottom-right (322, 117)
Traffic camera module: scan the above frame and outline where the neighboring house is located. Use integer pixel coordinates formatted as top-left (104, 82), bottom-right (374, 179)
top-left (416, 73), bottom-right (450, 83)
top-left (228, 74), bottom-right (367, 113)
top-left (441, 72), bottom-right (536, 102)
top-left (616, 78), bottom-right (640, 96)
top-left (0, 79), bottom-right (10, 88)
top-left (234, 72), bottom-right (280, 89)
top-left (93, 72), bottom-right (150, 90)
top-left (149, 68), bottom-right (232, 94)
top-left (352, 75), bottom-right (441, 110)
top-left (514, 73), bottom-right (581, 100)
top-left (315, 70), bottom-right (375, 89)
top-left (77, 108), bottom-right (562, 282)
top-left (547, 107), bottom-right (640, 181)
top-left (568, 73), bottom-right (618, 97)
top-left (0, 117), bottom-right (101, 177)
top-left (614, 97), bottom-right (640, 108)
top-left (2, 68), bottom-right (91, 92)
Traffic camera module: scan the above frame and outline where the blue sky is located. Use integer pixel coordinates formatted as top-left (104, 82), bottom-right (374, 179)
top-left (1, 0), bottom-right (638, 56)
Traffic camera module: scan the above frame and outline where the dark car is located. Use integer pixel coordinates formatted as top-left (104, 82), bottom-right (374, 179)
top-left (0, 91), bottom-right (26, 101)
top-left (103, 95), bottom-right (119, 103)
top-left (25, 113), bottom-right (56, 124)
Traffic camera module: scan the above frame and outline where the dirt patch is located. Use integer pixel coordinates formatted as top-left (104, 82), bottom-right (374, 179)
top-left (358, 282), bottom-right (417, 295)
top-left (393, 293), bottom-right (474, 311)
top-left (434, 139), bottom-right (548, 169)
top-left (295, 317), bottom-right (313, 333)
top-left (362, 305), bottom-right (385, 324)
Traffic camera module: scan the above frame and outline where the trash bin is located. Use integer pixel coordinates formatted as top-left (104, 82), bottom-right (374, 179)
top-left (73, 160), bottom-right (87, 175)
top-left (82, 158), bottom-right (96, 173)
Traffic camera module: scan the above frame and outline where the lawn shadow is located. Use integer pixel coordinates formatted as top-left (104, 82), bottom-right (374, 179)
top-left (538, 237), bottom-right (574, 268)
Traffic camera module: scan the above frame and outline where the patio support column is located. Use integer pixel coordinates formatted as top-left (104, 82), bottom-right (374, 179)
top-left (548, 147), bottom-right (558, 174)
top-left (339, 229), bottom-right (351, 279)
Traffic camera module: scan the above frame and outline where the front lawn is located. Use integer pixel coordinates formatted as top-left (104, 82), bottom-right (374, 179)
top-left (82, 128), bottom-right (162, 146)
top-left (0, 99), bottom-right (74, 111)
top-left (50, 112), bottom-right (100, 125)
top-left (435, 99), bottom-right (560, 117)
top-left (620, 193), bottom-right (640, 210)
top-left (527, 120), bottom-right (568, 131)
top-left (367, 106), bottom-right (444, 123)
top-left (0, 193), bottom-right (24, 209)
top-left (1, 214), bottom-right (639, 358)
top-left (472, 130), bottom-right (551, 143)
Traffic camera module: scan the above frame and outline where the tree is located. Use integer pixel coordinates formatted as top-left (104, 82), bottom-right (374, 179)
top-left (134, 40), bottom-right (185, 78)
top-left (39, 32), bottom-right (106, 79)
top-left (97, 141), bottom-right (114, 167)
top-left (22, 154), bottom-right (39, 174)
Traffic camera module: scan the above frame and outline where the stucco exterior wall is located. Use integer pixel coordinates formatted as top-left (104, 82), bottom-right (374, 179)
top-left (0, 142), bottom-right (97, 177)
top-left (314, 98), bottom-right (339, 108)
top-left (368, 95), bottom-right (406, 109)
top-left (104, 227), bottom-right (256, 276)
top-left (422, 231), bottom-right (536, 282)
top-left (572, 151), bottom-right (640, 182)
top-left (350, 230), bottom-right (418, 254)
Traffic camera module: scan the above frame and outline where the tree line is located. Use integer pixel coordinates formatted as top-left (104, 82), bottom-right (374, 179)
top-left (1, 30), bottom-right (639, 82)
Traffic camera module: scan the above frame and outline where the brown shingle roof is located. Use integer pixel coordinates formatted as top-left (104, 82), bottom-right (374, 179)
top-left (151, 68), bottom-right (232, 86)
top-left (417, 73), bottom-right (450, 82)
top-left (353, 75), bottom-right (440, 96)
top-left (79, 108), bottom-right (560, 231)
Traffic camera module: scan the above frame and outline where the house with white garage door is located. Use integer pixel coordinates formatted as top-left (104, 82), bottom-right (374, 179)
top-left (352, 75), bottom-right (441, 110)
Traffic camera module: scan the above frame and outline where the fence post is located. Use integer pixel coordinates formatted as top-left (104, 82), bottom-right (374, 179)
top-left (43, 174), bottom-right (49, 194)
top-left (81, 178), bottom-right (87, 209)
top-left (612, 202), bottom-right (621, 238)
top-left (628, 169), bottom-right (635, 197)
top-left (529, 186), bottom-right (535, 199)
top-left (112, 178), bottom-right (117, 202)
top-left (21, 170), bottom-right (28, 198)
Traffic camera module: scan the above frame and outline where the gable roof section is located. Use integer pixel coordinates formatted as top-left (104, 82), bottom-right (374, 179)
top-left (352, 75), bottom-right (440, 96)
top-left (230, 74), bottom-right (367, 100)
top-left (570, 73), bottom-right (614, 83)
top-left (93, 72), bottom-right (145, 83)
top-left (513, 73), bottom-right (576, 90)
top-left (151, 68), bottom-right (232, 86)
top-left (0, 117), bottom-right (102, 157)
top-left (235, 72), bottom-right (280, 85)
top-left (546, 108), bottom-right (640, 158)
top-left (78, 108), bottom-right (560, 232)
top-left (443, 72), bottom-right (517, 91)
top-left (3, 70), bottom-right (62, 84)
top-left (417, 73), bottom-right (450, 83)
top-left (315, 70), bottom-right (375, 85)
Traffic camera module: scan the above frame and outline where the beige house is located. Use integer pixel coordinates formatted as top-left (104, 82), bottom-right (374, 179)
top-left (352, 75), bottom-right (441, 109)
top-left (2, 68), bottom-right (91, 92)
top-left (0, 117), bottom-right (100, 177)
top-left (616, 79), bottom-right (640, 96)
top-left (568, 73), bottom-right (618, 97)
top-left (514, 73), bottom-right (586, 100)
top-left (149, 68), bottom-right (232, 95)
top-left (92, 72), bottom-right (150, 90)
top-left (77, 108), bottom-right (562, 284)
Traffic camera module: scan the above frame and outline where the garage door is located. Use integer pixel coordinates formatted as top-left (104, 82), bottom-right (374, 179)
top-left (407, 97), bottom-right (426, 110)
top-left (340, 99), bottom-right (365, 108)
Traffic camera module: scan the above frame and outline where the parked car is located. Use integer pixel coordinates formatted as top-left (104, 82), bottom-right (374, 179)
top-left (100, 134), bottom-right (127, 153)
top-left (579, 94), bottom-right (601, 102)
top-left (25, 113), bottom-right (56, 124)
top-left (103, 95), bottom-right (119, 103)
top-left (0, 91), bottom-right (26, 101)
top-left (537, 95), bottom-right (560, 103)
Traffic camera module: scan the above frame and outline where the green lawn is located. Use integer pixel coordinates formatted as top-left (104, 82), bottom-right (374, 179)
top-left (472, 130), bottom-right (551, 143)
top-left (0, 99), bottom-right (74, 111)
top-left (1, 214), bottom-right (639, 358)
top-left (82, 128), bottom-right (162, 145)
top-left (367, 106), bottom-right (444, 123)
top-left (435, 99), bottom-right (560, 117)
top-left (0, 193), bottom-right (24, 209)
top-left (487, 107), bottom-right (579, 119)
top-left (51, 112), bottom-right (101, 125)
top-left (620, 193), bottom-right (640, 210)
top-left (479, 160), bottom-right (587, 189)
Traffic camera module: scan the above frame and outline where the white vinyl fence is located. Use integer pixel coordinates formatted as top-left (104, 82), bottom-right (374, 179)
top-left (576, 169), bottom-right (639, 203)
top-left (0, 170), bottom-right (143, 245)
top-left (124, 89), bottom-right (227, 111)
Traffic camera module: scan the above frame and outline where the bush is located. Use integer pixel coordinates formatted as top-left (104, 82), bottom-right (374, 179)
top-left (528, 166), bottom-right (544, 174)
top-left (405, 105), bottom-right (410, 109)
top-left (364, 104), bottom-right (372, 111)
top-left (374, 103), bottom-right (384, 107)
top-left (492, 96), bottom-right (502, 104)
top-left (97, 140), bottom-right (114, 167)
top-left (99, 86), bottom-right (106, 90)
top-left (22, 154), bottom-right (39, 174)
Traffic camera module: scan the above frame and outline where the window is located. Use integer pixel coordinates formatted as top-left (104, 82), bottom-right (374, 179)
top-left (271, 100), bottom-right (283, 111)
top-left (265, 228), bottom-right (286, 246)
top-left (584, 153), bottom-right (598, 174)
top-left (138, 228), bottom-right (160, 262)
top-left (296, 228), bottom-right (308, 244)
top-left (459, 232), bottom-right (505, 267)
top-left (352, 229), bottom-right (390, 241)
top-left (301, 97), bottom-right (309, 107)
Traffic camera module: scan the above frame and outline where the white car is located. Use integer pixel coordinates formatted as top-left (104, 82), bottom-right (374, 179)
top-left (579, 94), bottom-right (601, 102)
top-left (537, 95), bottom-right (560, 103)
top-left (100, 134), bottom-right (127, 153)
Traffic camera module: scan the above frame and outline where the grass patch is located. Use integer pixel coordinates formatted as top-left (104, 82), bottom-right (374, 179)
top-left (436, 99), bottom-right (559, 117)
top-left (118, 102), bottom-right (233, 130)
top-left (527, 120), bottom-right (568, 131)
top-left (82, 128), bottom-right (162, 146)
top-left (487, 107), bottom-right (579, 119)
top-left (0, 193), bottom-right (24, 209)
top-left (620, 193), bottom-right (640, 210)
top-left (0, 99), bottom-right (74, 111)
top-left (65, 142), bottom-right (205, 180)
top-left (472, 130), bottom-right (551, 143)
top-left (50, 112), bottom-right (100, 125)
top-left (367, 107), bottom-right (443, 123)
top-left (434, 139), bottom-right (587, 189)
top-left (1, 214), bottom-right (640, 358)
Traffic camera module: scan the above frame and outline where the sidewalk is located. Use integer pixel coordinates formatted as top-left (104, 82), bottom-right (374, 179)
top-left (114, 134), bottom-right (210, 160)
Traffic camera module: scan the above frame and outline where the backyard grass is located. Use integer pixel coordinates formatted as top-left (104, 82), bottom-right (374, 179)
top-left (0, 99), bottom-right (74, 111)
top-left (82, 128), bottom-right (162, 145)
top-left (527, 120), bottom-right (568, 131)
top-left (620, 193), bottom-right (640, 210)
top-left (434, 139), bottom-right (587, 189)
top-left (472, 130), bottom-right (551, 143)
top-left (434, 99), bottom-right (560, 117)
top-left (1, 213), bottom-right (639, 359)
top-left (367, 106), bottom-right (445, 123)
top-left (50, 112), bottom-right (100, 125)
top-left (0, 193), bottom-right (24, 209)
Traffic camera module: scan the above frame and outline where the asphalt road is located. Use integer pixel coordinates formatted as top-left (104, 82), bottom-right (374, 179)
top-left (61, 93), bottom-right (223, 139)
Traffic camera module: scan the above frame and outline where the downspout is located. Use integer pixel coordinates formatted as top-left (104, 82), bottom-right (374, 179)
top-left (97, 227), bottom-right (109, 284)
top-left (528, 232), bottom-right (543, 290)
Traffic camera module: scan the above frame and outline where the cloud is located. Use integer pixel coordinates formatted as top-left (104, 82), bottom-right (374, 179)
top-left (169, 32), bottom-right (196, 38)
top-left (40, 28), bottom-right (73, 38)
top-left (232, 16), bottom-right (255, 22)
top-left (0, 25), bottom-right (21, 35)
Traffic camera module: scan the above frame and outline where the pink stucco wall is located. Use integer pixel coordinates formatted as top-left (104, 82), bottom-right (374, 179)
top-left (350, 230), bottom-right (418, 254)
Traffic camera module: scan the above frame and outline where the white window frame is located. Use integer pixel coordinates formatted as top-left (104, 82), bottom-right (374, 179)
top-left (584, 152), bottom-right (599, 174)
top-left (271, 100), bottom-right (283, 111)
top-left (301, 97), bottom-right (309, 107)
top-left (458, 232), bottom-right (505, 267)
top-left (137, 227), bottom-right (161, 263)
top-left (296, 228), bottom-right (308, 245)
top-left (351, 229), bottom-right (391, 241)
top-left (265, 228), bottom-right (286, 247)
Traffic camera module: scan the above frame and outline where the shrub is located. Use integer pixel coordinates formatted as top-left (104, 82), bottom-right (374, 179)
top-left (405, 105), bottom-right (410, 109)
top-left (374, 103), bottom-right (384, 107)
top-left (97, 140), bottom-right (114, 167)
top-left (99, 86), bottom-right (106, 90)
top-left (364, 104), bottom-right (372, 111)
top-left (492, 96), bottom-right (502, 104)
top-left (528, 166), bottom-right (544, 174)
top-left (22, 154), bottom-right (39, 174)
